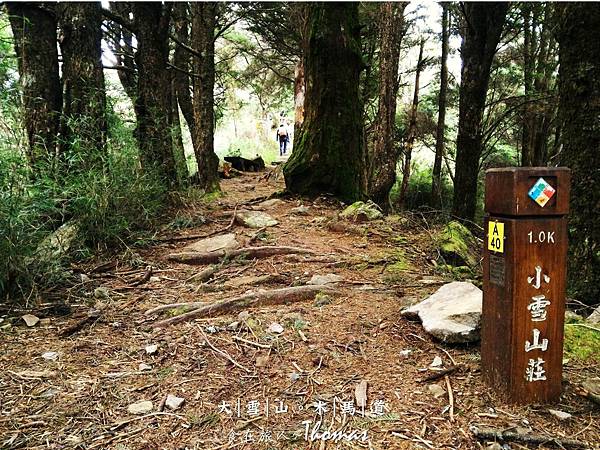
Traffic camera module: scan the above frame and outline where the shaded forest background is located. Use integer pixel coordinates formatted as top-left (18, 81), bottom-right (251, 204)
top-left (0, 2), bottom-right (598, 308)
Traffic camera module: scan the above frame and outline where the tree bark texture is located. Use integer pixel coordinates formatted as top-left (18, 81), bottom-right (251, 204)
top-left (431, 3), bottom-right (449, 208)
top-left (293, 60), bottom-right (305, 129)
top-left (173, 2), bottom-right (195, 136)
top-left (6, 2), bottom-right (61, 176)
top-left (191, 2), bottom-right (220, 193)
top-left (521, 3), bottom-right (556, 167)
top-left (58, 1), bottom-right (107, 170)
top-left (283, 3), bottom-right (365, 203)
top-left (452, 2), bottom-right (509, 222)
top-left (556, 3), bottom-right (600, 304)
top-left (110, 2), bottom-right (137, 103)
top-left (368, 2), bottom-right (407, 209)
top-left (133, 2), bottom-right (177, 185)
top-left (397, 39), bottom-right (425, 210)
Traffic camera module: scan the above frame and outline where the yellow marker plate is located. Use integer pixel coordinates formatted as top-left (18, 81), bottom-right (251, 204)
top-left (488, 221), bottom-right (504, 253)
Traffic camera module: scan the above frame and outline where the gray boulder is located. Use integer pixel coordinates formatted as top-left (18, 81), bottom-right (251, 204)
top-left (587, 306), bottom-right (600, 324)
top-left (181, 233), bottom-right (239, 253)
top-left (402, 281), bottom-right (482, 343)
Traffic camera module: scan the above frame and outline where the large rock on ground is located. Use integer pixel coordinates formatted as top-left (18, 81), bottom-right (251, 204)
top-left (436, 221), bottom-right (479, 267)
top-left (402, 281), bottom-right (482, 343)
top-left (180, 233), bottom-right (239, 253)
top-left (587, 306), bottom-right (600, 324)
top-left (235, 210), bottom-right (279, 228)
top-left (340, 201), bottom-right (383, 222)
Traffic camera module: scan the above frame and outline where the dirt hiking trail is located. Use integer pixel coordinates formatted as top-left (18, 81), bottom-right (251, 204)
top-left (1, 172), bottom-right (598, 449)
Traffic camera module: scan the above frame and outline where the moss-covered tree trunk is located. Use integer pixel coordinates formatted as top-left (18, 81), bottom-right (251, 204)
top-left (191, 2), bottom-right (220, 193)
top-left (283, 3), bottom-right (365, 203)
top-left (556, 3), bottom-right (600, 304)
top-left (6, 2), bottom-right (61, 176)
top-left (368, 2), bottom-right (407, 209)
top-left (173, 2), bottom-right (195, 137)
top-left (452, 2), bottom-right (508, 222)
top-left (133, 3), bottom-right (177, 185)
top-left (58, 1), bottom-right (107, 171)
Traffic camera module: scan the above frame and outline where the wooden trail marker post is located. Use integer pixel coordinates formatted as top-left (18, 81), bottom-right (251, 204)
top-left (481, 167), bottom-right (570, 403)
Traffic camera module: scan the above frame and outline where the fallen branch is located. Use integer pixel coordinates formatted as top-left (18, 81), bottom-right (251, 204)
top-left (153, 285), bottom-right (334, 327)
top-left (445, 375), bottom-right (454, 422)
top-left (469, 425), bottom-right (588, 448)
top-left (168, 246), bottom-right (316, 265)
top-left (198, 326), bottom-right (250, 372)
top-left (157, 204), bottom-right (238, 243)
top-left (576, 379), bottom-right (600, 406)
top-left (420, 365), bottom-right (460, 383)
top-left (59, 310), bottom-right (101, 337)
top-left (131, 266), bottom-right (152, 286)
top-left (184, 266), bottom-right (219, 283)
top-left (145, 302), bottom-right (208, 316)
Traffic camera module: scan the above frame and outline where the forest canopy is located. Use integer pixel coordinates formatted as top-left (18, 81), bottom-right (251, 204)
top-left (0, 1), bottom-right (599, 308)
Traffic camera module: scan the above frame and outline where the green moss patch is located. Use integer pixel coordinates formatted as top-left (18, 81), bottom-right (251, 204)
top-left (564, 321), bottom-right (600, 361)
top-left (437, 221), bottom-right (479, 268)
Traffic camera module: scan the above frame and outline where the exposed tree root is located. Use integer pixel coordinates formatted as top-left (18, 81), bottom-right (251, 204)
top-left (152, 285), bottom-right (334, 327)
top-left (470, 425), bottom-right (588, 448)
top-left (168, 246), bottom-right (316, 265)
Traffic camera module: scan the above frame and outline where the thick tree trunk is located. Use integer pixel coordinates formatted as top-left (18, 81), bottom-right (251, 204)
top-left (133, 3), bottom-right (177, 185)
top-left (556, 3), bottom-right (600, 304)
top-left (398, 39), bottom-right (425, 210)
top-left (6, 2), bottom-right (61, 176)
top-left (431, 3), bottom-right (449, 208)
top-left (283, 3), bottom-right (365, 203)
top-left (58, 1), bottom-right (107, 171)
top-left (452, 2), bottom-right (509, 222)
top-left (368, 2), bottom-right (407, 209)
top-left (191, 2), bottom-right (220, 193)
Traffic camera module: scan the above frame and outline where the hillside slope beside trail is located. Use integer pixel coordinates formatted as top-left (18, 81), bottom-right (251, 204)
top-left (1, 172), bottom-right (598, 450)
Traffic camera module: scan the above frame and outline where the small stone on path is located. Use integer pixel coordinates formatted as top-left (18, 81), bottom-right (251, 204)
top-left (128, 400), bottom-right (153, 415)
top-left (548, 409), bottom-right (572, 421)
top-left (22, 314), bottom-right (40, 327)
top-left (181, 233), bottom-right (239, 254)
top-left (308, 273), bottom-right (343, 285)
top-left (267, 322), bottom-right (284, 334)
top-left (428, 384), bottom-right (446, 398)
top-left (430, 356), bottom-right (443, 368)
top-left (145, 344), bottom-right (158, 355)
top-left (42, 351), bottom-right (59, 361)
top-left (165, 394), bottom-right (185, 410)
top-left (236, 210), bottom-right (278, 228)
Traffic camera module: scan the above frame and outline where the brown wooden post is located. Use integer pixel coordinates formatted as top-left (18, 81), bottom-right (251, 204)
top-left (481, 167), bottom-right (570, 403)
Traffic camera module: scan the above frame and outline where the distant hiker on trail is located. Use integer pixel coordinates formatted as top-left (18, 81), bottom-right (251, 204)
top-left (276, 122), bottom-right (290, 156)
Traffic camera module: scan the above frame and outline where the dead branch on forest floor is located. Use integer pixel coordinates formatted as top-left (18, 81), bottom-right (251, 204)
top-left (152, 285), bottom-right (335, 327)
top-left (470, 425), bottom-right (588, 448)
top-left (168, 245), bottom-right (316, 265)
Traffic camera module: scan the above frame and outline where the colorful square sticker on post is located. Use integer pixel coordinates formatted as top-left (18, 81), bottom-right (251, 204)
top-left (528, 178), bottom-right (556, 207)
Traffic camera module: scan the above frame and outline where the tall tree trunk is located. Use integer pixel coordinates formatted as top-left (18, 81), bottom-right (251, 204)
top-left (398, 39), bottom-right (425, 210)
top-left (452, 2), bottom-right (509, 222)
top-left (521, 3), bottom-right (535, 166)
top-left (283, 3), bottom-right (365, 203)
top-left (58, 1), bottom-right (107, 171)
top-left (169, 62), bottom-right (189, 186)
top-left (191, 2), bottom-right (220, 193)
top-left (368, 1), bottom-right (407, 209)
top-left (293, 60), bottom-right (305, 130)
top-left (556, 3), bottom-right (600, 304)
top-left (173, 2), bottom-right (195, 136)
top-left (6, 2), bottom-right (61, 176)
top-left (110, 2), bottom-right (137, 103)
top-left (431, 3), bottom-right (449, 208)
top-left (133, 3), bottom-right (177, 185)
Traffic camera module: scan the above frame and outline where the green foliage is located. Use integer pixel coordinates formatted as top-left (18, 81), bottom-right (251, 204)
top-left (0, 108), bottom-right (168, 301)
top-left (390, 161), bottom-right (453, 210)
